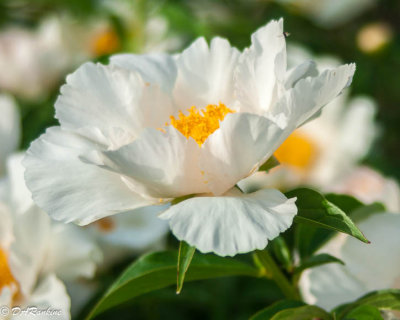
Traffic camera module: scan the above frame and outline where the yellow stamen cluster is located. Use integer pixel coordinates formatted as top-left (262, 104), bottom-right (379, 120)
top-left (169, 103), bottom-right (234, 146)
top-left (91, 29), bottom-right (120, 57)
top-left (274, 130), bottom-right (317, 170)
top-left (0, 248), bottom-right (18, 295)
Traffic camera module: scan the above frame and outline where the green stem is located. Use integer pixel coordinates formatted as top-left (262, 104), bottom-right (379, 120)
top-left (254, 250), bottom-right (300, 300)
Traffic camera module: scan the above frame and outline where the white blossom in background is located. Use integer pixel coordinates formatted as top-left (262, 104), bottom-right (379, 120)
top-left (0, 6), bottom-right (181, 101)
top-left (0, 154), bottom-right (102, 319)
top-left (0, 94), bottom-right (20, 176)
top-left (99, 0), bottom-right (182, 53)
top-left (87, 205), bottom-right (170, 268)
top-left (276, 0), bottom-right (377, 28)
top-left (0, 17), bottom-right (85, 100)
top-left (332, 166), bottom-right (400, 213)
top-left (24, 19), bottom-right (355, 257)
top-left (239, 44), bottom-right (377, 193)
top-left (299, 211), bottom-right (400, 310)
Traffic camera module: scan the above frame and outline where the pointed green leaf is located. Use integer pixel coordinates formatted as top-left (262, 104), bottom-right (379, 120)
top-left (286, 188), bottom-right (369, 243)
top-left (86, 251), bottom-right (259, 319)
top-left (250, 300), bottom-right (306, 320)
top-left (176, 241), bottom-right (195, 294)
top-left (293, 254), bottom-right (344, 277)
top-left (295, 193), bottom-right (382, 259)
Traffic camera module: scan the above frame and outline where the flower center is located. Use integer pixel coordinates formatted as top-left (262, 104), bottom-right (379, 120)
top-left (274, 130), bottom-right (317, 170)
top-left (0, 248), bottom-right (19, 297)
top-left (91, 28), bottom-right (120, 57)
top-left (93, 217), bottom-right (116, 233)
top-left (168, 103), bottom-right (234, 146)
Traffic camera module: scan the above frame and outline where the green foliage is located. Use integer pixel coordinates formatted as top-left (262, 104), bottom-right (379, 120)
top-left (250, 300), bottom-right (305, 320)
top-left (295, 192), bottom-right (384, 259)
top-left (333, 289), bottom-right (400, 319)
top-left (176, 241), bottom-right (195, 294)
top-left (271, 236), bottom-right (293, 273)
top-left (343, 305), bottom-right (383, 320)
top-left (293, 254), bottom-right (344, 276)
top-left (86, 250), bottom-right (259, 319)
top-left (270, 305), bottom-right (332, 320)
top-left (287, 188), bottom-right (369, 244)
top-left (325, 193), bottom-right (386, 223)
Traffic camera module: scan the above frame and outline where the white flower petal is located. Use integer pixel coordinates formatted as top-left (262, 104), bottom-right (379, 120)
top-left (0, 286), bottom-right (12, 313)
top-left (300, 263), bottom-right (366, 310)
top-left (23, 127), bottom-right (152, 225)
top-left (18, 274), bottom-right (70, 320)
top-left (55, 62), bottom-right (174, 147)
top-left (235, 19), bottom-right (286, 114)
top-left (110, 53), bottom-right (177, 92)
top-left (0, 94), bottom-right (20, 174)
top-left (101, 126), bottom-right (206, 198)
top-left (200, 113), bottom-right (285, 195)
top-left (9, 206), bottom-right (51, 298)
top-left (340, 213), bottom-right (400, 290)
top-left (336, 96), bottom-right (377, 163)
top-left (6, 153), bottom-right (33, 214)
top-left (160, 188), bottom-right (297, 256)
top-left (273, 63), bottom-right (356, 128)
top-left (284, 60), bottom-right (318, 89)
top-left (174, 37), bottom-right (240, 109)
top-left (0, 202), bottom-right (13, 249)
top-left (41, 223), bottom-right (102, 281)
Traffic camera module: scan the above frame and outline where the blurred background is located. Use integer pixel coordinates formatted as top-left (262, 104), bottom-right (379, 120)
top-left (0, 0), bottom-right (398, 319)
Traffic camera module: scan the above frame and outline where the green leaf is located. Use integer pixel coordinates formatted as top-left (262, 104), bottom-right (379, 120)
top-left (271, 237), bottom-right (293, 272)
top-left (271, 305), bottom-right (333, 320)
top-left (287, 188), bottom-right (369, 243)
top-left (86, 251), bottom-right (259, 319)
top-left (324, 193), bottom-right (364, 213)
top-left (259, 156), bottom-right (280, 172)
top-left (343, 305), bottom-right (383, 320)
top-left (334, 289), bottom-right (400, 319)
top-left (293, 253), bottom-right (344, 275)
top-left (295, 193), bottom-right (382, 259)
top-left (325, 193), bottom-right (386, 223)
top-left (250, 300), bottom-right (305, 320)
top-left (176, 241), bottom-right (195, 294)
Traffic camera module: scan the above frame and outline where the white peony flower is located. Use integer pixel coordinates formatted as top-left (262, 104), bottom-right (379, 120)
top-left (99, 0), bottom-right (182, 54)
top-left (0, 95), bottom-right (20, 176)
top-left (0, 17), bottom-right (78, 100)
top-left (0, 154), bottom-right (102, 319)
top-left (299, 212), bottom-right (400, 310)
top-left (24, 19), bottom-right (355, 257)
top-left (239, 45), bottom-right (376, 193)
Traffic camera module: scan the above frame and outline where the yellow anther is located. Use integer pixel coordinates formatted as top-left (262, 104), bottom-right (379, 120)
top-left (168, 103), bottom-right (234, 146)
top-left (0, 248), bottom-right (19, 299)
